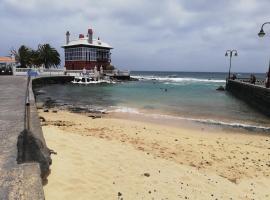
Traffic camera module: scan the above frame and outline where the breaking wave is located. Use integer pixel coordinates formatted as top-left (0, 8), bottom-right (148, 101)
top-left (131, 75), bottom-right (226, 83)
top-left (110, 106), bottom-right (270, 132)
top-left (111, 106), bottom-right (140, 114)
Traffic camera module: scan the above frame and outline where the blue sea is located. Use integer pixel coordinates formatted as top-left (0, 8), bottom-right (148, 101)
top-left (35, 71), bottom-right (270, 131)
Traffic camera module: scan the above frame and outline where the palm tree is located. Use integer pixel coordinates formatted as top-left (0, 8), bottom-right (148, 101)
top-left (30, 50), bottom-right (42, 68)
top-left (37, 44), bottom-right (60, 68)
top-left (11, 45), bottom-right (32, 68)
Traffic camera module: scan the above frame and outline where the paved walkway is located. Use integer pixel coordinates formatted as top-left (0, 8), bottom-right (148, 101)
top-left (0, 76), bottom-right (44, 199)
top-left (0, 76), bottom-right (26, 169)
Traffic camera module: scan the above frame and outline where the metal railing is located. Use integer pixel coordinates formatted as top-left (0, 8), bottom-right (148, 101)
top-left (14, 68), bottom-right (66, 76)
top-left (24, 76), bottom-right (31, 130)
top-left (66, 69), bottom-right (94, 73)
top-left (16, 68), bottom-right (31, 72)
top-left (102, 70), bottom-right (130, 76)
top-left (236, 78), bottom-right (265, 86)
top-left (66, 69), bottom-right (130, 77)
top-left (14, 68), bottom-right (130, 77)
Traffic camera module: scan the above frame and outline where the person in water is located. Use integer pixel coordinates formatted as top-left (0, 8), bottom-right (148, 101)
top-left (160, 88), bottom-right (168, 92)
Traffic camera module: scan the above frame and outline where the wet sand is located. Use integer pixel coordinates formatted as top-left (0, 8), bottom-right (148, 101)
top-left (40, 110), bottom-right (270, 200)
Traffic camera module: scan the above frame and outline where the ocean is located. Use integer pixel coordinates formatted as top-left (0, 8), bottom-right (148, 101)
top-left (35, 71), bottom-right (270, 131)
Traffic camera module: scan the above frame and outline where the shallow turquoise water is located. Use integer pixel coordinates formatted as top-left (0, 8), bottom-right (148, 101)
top-left (35, 71), bottom-right (270, 129)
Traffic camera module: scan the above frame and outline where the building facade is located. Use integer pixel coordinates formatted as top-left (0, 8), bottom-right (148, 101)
top-left (62, 28), bottom-right (113, 70)
top-left (0, 56), bottom-right (16, 75)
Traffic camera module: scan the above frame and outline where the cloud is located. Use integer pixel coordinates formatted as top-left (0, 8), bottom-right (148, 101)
top-left (1, 0), bottom-right (270, 72)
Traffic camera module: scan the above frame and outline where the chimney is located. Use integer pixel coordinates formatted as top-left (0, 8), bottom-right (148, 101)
top-left (79, 34), bottom-right (84, 39)
top-left (66, 31), bottom-right (70, 45)
top-left (88, 28), bottom-right (93, 44)
top-left (97, 37), bottom-right (101, 45)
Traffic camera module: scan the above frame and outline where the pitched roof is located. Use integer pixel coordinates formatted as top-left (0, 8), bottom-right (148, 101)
top-left (62, 37), bottom-right (113, 49)
top-left (0, 57), bottom-right (16, 63)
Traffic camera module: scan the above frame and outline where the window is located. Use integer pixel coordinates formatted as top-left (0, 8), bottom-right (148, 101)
top-left (65, 47), bottom-right (110, 61)
top-left (97, 49), bottom-right (110, 60)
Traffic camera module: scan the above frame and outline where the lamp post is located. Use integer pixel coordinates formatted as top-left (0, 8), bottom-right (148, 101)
top-left (258, 22), bottom-right (270, 88)
top-left (225, 50), bottom-right (238, 80)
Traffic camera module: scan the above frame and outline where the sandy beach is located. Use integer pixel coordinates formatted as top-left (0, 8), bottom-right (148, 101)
top-left (39, 110), bottom-right (270, 200)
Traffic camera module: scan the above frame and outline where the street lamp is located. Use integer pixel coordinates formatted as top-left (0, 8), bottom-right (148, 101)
top-left (258, 22), bottom-right (270, 88)
top-left (258, 22), bottom-right (270, 37)
top-left (225, 50), bottom-right (238, 80)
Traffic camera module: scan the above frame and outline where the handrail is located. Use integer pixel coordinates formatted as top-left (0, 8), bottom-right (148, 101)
top-left (24, 76), bottom-right (31, 130)
top-left (232, 78), bottom-right (265, 86)
top-left (15, 68), bottom-right (130, 77)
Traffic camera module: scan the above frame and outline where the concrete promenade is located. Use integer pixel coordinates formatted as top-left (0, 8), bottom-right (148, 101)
top-left (0, 76), bottom-right (45, 199)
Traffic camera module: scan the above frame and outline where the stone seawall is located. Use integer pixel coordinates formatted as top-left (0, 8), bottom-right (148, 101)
top-left (17, 79), bottom-right (52, 180)
top-left (32, 76), bottom-right (74, 87)
top-left (226, 79), bottom-right (270, 116)
top-left (0, 76), bottom-right (75, 199)
top-left (0, 76), bottom-right (49, 200)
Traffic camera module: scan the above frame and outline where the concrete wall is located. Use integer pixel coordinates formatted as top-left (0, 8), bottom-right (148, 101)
top-left (32, 76), bottom-right (74, 87)
top-left (1, 76), bottom-right (82, 199)
top-left (17, 80), bottom-right (52, 179)
top-left (226, 79), bottom-right (270, 116)
top-left (14, 68), bottom-right (66, 76)
top-left (0, 76), bottom-right (48, 200)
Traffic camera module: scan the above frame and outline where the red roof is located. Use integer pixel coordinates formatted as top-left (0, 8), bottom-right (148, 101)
top-left (0, 57), bottom-right (16, 63)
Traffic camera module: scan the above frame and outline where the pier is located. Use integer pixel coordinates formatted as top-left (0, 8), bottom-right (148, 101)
top-left (0, 76), bottom-right (51, 199)
top-left (226, 79), bottom-right (270, 116)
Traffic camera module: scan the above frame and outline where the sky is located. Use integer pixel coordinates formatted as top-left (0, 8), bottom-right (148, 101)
top-left (1, 0), bottom-right (270, 72)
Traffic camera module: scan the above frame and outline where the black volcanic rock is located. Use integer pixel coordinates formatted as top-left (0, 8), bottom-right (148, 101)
top-left (216, 86), bottom-right (225, 91)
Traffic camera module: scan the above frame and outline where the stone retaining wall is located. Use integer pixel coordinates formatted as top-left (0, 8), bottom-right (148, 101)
top-left (0, 76), bottom-right (48, 200)
top-left (17, 79), bottom-right (52, 180)
top-left (226, 79), bottom-right (270, 116)
top-left (32, 76), bottom-right (74, 87)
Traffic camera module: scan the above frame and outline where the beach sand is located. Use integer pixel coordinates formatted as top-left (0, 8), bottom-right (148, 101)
top-left (40, 110), bottom-right (270, 200)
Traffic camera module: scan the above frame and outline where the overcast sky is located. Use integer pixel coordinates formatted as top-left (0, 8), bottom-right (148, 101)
top-left (1, 0), bottom-right (270, 72)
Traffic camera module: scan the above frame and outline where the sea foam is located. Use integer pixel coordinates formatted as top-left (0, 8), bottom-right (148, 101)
top-left (131, 75), bottom-right (226, 83)
top-left (110, 106), bottom-right (270, 132)
top-left (111, 106), bottom-right (140, 114)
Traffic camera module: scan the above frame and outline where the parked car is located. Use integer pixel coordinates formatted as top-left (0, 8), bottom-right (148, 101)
top-left (0, 66), bottom-right (13, 75)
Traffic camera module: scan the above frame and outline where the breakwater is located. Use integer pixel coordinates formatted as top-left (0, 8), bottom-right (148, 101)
top-left (226, 79), bottom-right (270, 116)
